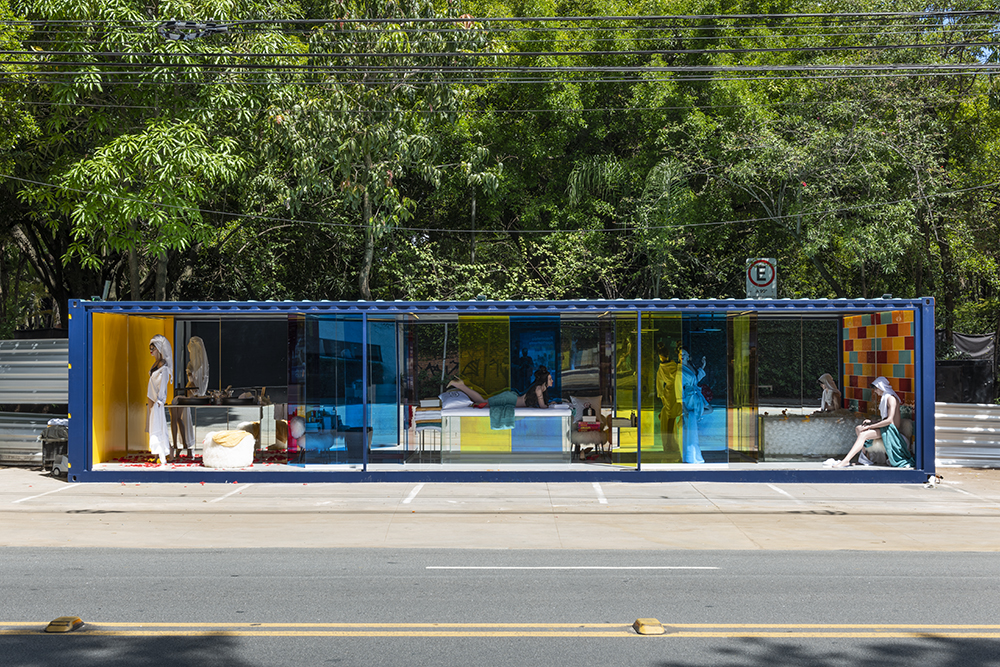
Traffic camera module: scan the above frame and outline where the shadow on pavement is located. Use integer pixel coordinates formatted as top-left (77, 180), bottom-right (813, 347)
top-left (5, 634), bottom-right (256, 667)
top-left (657, 637), bottom-right (1000, 667)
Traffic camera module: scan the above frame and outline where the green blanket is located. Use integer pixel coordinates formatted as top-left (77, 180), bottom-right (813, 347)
top-left (487, 391), bottom-right (519, 430)
top-left (869, 424), bottom-right (915, 468)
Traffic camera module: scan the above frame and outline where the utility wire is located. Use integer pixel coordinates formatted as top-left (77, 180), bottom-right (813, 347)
top-left (7, 37), bottom-right (996, 59)
top-left (5, 9), bottom-right (996, 26)
top-left (7, 92), bottom-right (979, 114)
top-left (2, 172), bottom-right (995, 237)
top-left (3, 70), bottom-right (992, 86)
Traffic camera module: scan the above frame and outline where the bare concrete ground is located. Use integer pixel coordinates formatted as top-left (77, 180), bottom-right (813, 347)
top-left (1, 466), bottom-right (998, 551)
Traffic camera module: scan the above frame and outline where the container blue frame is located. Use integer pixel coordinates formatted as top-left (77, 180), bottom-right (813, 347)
top-left (66, 297), bottom-right (935, 484)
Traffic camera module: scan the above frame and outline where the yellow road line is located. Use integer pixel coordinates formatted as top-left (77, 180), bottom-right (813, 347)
top-left (675, 623), bottom-right (1000, 629)
top-left (6, 622), bottom-right (1000, 630)
top-left (3, 622), bottom-right (1000, 639)
top-left (3, 629), bottom-right (1000, 639)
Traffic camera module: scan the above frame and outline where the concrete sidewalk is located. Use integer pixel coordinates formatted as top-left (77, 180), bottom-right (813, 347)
top-left (2, 466), bottom-right (999, 551)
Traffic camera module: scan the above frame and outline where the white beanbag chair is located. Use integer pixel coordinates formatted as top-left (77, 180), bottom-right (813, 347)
top-left (202, 430), bottom-right (255, 468)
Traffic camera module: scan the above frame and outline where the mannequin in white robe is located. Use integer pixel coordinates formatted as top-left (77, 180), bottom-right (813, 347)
top-left (146, 335), bottom-right (173, 464)
top-left (818, 373), bottom-right (842, 412)
top-left (171, 336), bottom-right (209, 456)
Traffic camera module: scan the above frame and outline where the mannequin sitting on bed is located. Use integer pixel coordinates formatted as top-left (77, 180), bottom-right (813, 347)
top-left (447, 367), bottom-right (554, 409)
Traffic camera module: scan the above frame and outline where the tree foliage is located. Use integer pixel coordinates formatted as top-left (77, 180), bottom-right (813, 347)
top-left (2, 0), bottom-right (999, 341)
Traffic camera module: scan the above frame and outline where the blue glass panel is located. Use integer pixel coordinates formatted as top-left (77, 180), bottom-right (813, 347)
top-left (509, 316), bottom-right (561, 397)
top-left (291, 315), bottom-right (365, 465)
top-left (367, 320), bottom-right (402, 464)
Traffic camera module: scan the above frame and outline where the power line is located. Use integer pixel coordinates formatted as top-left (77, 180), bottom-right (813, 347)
top-left (7, 91), bottom-right (980, 114)
top-left (5, 9), bottom-right (997, 27)
top-left (2, 172), bottom-right (995, 237)
top-left (3, 70), bottom-right (992, 87)
top-left (6, 37), bottom-right (995, 61)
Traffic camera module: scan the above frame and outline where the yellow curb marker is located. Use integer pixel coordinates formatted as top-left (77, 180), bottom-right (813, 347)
top-left (633, 619), bottom-right (665, 635)
top-left (45, 617), bottom-right (84, 633)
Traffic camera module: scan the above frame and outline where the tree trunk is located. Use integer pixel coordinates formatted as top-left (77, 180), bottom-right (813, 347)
top-left (154, 251), bottom-right (167, 301)
top-left (0, 242), bottom-right (6, 322)
top-left (358, 152), bottom-right (375, 301)
top-left (10, 253), bottom-right (26, 329)
top-left (470, 191), bottom-right (476, 264)
top-left (937, 235), bottom-right (957, 342)
top-left (994, 310), bottom-right (1000, 403)
top-left (359, 188), bottom-right (374, 300)
top-left (129, 218), bottom-right (141, 301)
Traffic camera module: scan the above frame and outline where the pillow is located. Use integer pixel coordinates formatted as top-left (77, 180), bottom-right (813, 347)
top-left (439, 390), bottom-right (474, 410)
top-left (570, 395), bottom-right (603, 423)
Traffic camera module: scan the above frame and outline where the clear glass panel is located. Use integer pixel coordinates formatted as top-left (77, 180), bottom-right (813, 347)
top-left (404, 318), bottom-right (453, 464)
top-left (562, 316), bottom-right (612, 464)
top-left (757, 315), bottom-right (845, 463)
top-left (802, 318), bottom-right (841, 412)
top-left (290, 314), bottom-right (365, 465)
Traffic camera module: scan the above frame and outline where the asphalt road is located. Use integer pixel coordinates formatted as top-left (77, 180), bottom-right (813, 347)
top-left (3, 548), bottom-right (1000, 667)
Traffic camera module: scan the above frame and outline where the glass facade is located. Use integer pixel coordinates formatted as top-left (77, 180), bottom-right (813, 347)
top-left (73, 299), bottom-right (934, 479)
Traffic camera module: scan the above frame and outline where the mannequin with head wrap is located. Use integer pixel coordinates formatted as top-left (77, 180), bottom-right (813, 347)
top-left (146, 335), bottom-right (173, 465)
top-left (171, 336), bottom-right (209, 457)
top-left (828, 376), bottom-right (915, 468)
top-left (817, 374), bottom-right (842, 412)
top-left (655, 342), bottom-right (682, 462)
top-left (679, 349), bottom-right (708, 464)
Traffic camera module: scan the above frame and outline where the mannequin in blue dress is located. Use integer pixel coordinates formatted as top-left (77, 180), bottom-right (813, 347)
top-left (680, 349), bottom-right (708, 464)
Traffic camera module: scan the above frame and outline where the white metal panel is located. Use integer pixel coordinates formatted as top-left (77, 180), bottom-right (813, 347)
top-left (0, 412), bottom-right (55, 464)
top-left (935, 402), bottom-right (1000, 468)
top-left (0, 339), bottom-right (68, 404)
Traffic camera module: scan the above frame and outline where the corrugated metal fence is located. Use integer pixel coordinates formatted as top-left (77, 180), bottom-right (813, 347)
top-left (0, 339), bottom-right (68, 404)
top-left (0, 413), bottom-right (50, 465)
top-left (935, 402), bottom-right (1000, 468)
top-left (0, 339), bottom-right (68, 464)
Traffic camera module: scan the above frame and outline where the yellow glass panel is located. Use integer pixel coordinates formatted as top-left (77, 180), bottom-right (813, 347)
top-left (91, 313), bottom-right (129, 463)
top-left (458, 416), bottom-right (511, 452)
top-left (457, 316), bottom-right (510, 397)
top-left (612, 315), bottom-right (639, 467)
top-left (728, 312), bottom-right (757, 460)
top-left (92, 314), bottom-right (173, 463)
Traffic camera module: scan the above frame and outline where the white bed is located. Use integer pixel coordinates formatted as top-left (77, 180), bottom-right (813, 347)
top-left (441, 405), bottom-right (572, 418)
top-left (440, 404), bottom-right (572, 454)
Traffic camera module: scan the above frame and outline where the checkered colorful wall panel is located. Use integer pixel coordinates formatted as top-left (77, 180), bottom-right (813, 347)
top-left (842, 310), bottom-right (915, 413)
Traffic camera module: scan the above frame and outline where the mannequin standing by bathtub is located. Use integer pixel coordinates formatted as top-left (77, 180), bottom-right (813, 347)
top-left (146, 335), bottom-right (173, 465)
top-left (818, 373), bottom-right (842, 412)
top-left (171, 336), bottom-right (209, 457)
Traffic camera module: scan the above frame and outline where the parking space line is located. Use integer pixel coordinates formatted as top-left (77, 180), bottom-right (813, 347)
top-left (403, 483), bottom-right (425, 504)
top-left (11, 485), bottom-right (78, 504)
top-left (208, 483), bottom-right (254, 503)
top-left (426, 566), bottom-right (719, 570)
top-left (592, 482), bottom-right (608, 504)
top-left (766, 484), bottom-right (803, 504)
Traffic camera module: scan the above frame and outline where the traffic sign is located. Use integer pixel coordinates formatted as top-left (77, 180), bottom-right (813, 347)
top-left (746, 258), bottom-right (777, 299)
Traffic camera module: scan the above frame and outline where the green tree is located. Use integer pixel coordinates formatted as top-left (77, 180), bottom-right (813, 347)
top-left (265, 0), bottom-right (497, 299)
